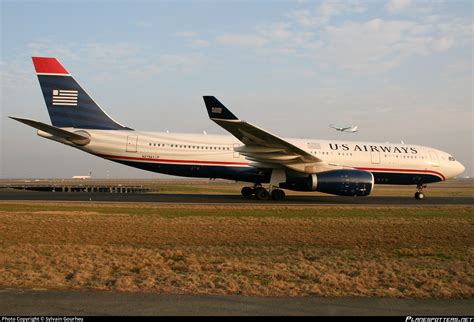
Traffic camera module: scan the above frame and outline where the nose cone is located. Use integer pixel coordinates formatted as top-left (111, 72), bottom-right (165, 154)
top-left (455, 161), bottom-right (466, 177)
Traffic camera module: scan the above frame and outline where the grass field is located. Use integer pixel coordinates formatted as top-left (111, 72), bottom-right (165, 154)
top-left (0, 201), bottom-right (472, 298)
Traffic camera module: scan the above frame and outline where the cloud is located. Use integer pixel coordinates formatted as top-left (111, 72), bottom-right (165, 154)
top-left (216, 34), bottom-right (268, 47)
top-left (317, 17), bottom-right (473, 73)
top-left (160, 54), bottom-right (200, 68)
top-left (174, 31), bottom-right (210, 48)
top-left (289, 1), bottom-right (367, 27)
top-left (215, 23), bottom-right (292, 51)
top-left (173, 31), bottom-right (198, 38)
top-left (19, 40), bottom-right (204, 82)
top-left (28, 40), bottom-right (80, 61)
top-left (0, 59), bottom-right (36, 89)
top-left (435, 36), bottom-right (454, 51)
top-left (85, 42), bottom-right (141, 62)
top-left (215, 5), bottom-right (472, 74)
top-left (256, 23), bottom-right (293, 41)
top-left (28, 40), bottom-right (142, 66)
top-left (136, 20), bottom-right (153, 28)
top-left (386, 0), bottom-right (413, 13)
top-left (191, 39), bottom-right (209, 48)
top-left (130, 53), bottom-right (202, 77)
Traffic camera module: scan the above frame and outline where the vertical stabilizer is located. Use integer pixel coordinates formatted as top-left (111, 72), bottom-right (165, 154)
top-left (32, 57), bottom-right (131, 130)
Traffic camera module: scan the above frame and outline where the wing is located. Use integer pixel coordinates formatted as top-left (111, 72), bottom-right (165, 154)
top-left (203, 96), bottom-right (328, 174)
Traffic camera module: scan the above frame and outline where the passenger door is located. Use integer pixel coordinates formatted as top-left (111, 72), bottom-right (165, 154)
top-left (126, 135), bottom-right (138, 153)
top-left (370, 151), bottom-right (380, 164)
top-left (429, 151), bottom-right (439, 167)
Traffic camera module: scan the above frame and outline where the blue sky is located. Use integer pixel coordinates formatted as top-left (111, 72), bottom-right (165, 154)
top-left (1, 0), bottom-right (472, 178)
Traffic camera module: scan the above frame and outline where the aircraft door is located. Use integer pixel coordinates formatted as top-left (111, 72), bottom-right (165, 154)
top-left (126, 135), bottom-right (138, 153)
top-left (429, 151), bottom-right (439, 167)
top-left (370, 151), bottom-right (380, 164)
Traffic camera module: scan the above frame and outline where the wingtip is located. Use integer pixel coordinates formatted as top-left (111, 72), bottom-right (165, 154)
top-left (202, 95), bottom-right (217, 105)
top-left (202, 96), bottom-right (238, 120)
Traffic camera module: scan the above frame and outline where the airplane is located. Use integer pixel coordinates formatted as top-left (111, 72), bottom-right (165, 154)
top-left (10, 57), bottom-right (465, 201)
top-left (330, 124), bottom-right (358, 133)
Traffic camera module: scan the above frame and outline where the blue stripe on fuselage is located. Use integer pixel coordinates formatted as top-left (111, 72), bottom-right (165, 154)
top-left (112, 159), bottom-right (269, 183)
top-left (107, 158), bottom-right (442, 186)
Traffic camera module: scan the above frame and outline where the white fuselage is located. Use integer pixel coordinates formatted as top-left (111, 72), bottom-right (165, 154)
top-left (40, 129), bottom-right (465, 184)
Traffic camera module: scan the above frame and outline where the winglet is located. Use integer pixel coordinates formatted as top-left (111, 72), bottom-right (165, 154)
top-left (203, 96), bottom-right (238, 120)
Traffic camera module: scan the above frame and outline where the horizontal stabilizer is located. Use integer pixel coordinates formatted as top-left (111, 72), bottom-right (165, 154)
top-left (9, 116), bottom-right (90, 146)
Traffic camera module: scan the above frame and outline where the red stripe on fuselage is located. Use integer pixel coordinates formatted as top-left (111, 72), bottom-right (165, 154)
top-left (96, 153), bottom-right (249, 166)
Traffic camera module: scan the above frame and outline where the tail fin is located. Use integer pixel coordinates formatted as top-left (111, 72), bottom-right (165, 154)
top-left (32, 57), bottom-right (131, 130)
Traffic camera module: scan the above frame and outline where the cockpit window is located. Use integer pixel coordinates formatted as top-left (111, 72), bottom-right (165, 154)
top-left (448, 156), bottom-right (456, 161)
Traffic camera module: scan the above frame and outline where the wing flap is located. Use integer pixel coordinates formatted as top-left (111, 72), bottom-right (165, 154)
top-left (240, 152), bottom-right (300, 161)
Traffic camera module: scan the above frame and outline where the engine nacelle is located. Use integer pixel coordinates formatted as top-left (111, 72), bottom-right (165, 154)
top-left (279, 169), bottom-right (374, 196)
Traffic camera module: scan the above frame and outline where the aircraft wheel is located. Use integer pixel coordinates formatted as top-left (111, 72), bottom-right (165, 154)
top-left (415, 184), bottom-right (426, 200)
top-left (241, 187), bottom-right (254, 198)
top-left (414, 192), bottom-right (424, 200)
top-left (254, 187), bottom-right (270, 201)
top-left (271, 189), bottom-right (286, 201)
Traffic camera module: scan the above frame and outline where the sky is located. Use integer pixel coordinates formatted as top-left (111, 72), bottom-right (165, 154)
top-left (1, 0), bottom-right (472, 178)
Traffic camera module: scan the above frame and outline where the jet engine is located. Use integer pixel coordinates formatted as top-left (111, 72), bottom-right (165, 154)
top-left (279, 169), bottom-right (374, 196)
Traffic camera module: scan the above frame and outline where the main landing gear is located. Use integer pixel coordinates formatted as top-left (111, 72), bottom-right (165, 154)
top-left (241, 169), bottom-right (287, 201)
top-left (414, 184), bottom-right (426, 200)
top-left (241, 185), bottom-right (286, 201)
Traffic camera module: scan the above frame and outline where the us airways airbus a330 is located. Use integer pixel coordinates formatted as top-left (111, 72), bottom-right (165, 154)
top-left (10, 57), bottom-right (465, 200)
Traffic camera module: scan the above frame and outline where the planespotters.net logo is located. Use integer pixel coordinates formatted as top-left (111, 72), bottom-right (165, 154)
top-left (406, 317), bottom-right (474, 322)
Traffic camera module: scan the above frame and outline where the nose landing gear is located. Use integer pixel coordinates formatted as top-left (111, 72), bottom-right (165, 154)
top-left (414, 184), bottom-right (426, 199)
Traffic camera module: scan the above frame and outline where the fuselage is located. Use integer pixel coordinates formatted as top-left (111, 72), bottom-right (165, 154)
top-left (41, 129), bottom-right (465, 186)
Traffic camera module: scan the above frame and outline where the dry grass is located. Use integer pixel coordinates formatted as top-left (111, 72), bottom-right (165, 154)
top-left (0, 202), bottom-right (472, 298)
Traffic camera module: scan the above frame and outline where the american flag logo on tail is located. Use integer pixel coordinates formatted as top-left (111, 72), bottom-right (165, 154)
top-left (52, 89), bottom-right (78, 106)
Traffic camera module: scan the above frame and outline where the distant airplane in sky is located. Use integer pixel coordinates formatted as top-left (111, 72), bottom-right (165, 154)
top-left (330, 124), bottom-right (358, 133)
top-left (10, 57), bottom-right (465, 201)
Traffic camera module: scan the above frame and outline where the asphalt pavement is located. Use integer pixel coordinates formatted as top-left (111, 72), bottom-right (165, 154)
top-left (1, 289), bottom-right (472, 316)
top-left (0, 191), bottom-right (472, 206)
